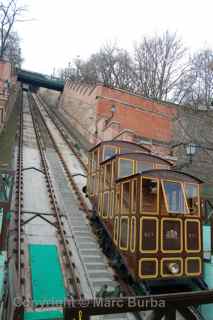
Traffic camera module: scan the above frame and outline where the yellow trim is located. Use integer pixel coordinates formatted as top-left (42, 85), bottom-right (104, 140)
top-left (130, 217), bottom-right (136, 253)
top-left (161, 179), bottom-right (190, 215)
top-left (118, 157), bottom-right (134, 179)
top-left (140, 177), bottom-right (159, 215)
top-left (138, 258), bottom-right (158, 279)
top-left (185, 257), bottom-right (202, 276)
top-left (139, 217), bottom-right (159, 253)
top-left (119, 216), bottom-right (129, 251)
top-left (121, 179), bottom-right (132, 214)
top-left (102, 191), bottom-right (110, 219)
top-left (113, 216), bottom-right (119, 245)
top-left (161, 218), bottom-right (183, 253)
top-left (184, 219), bottom-right (201, 253)
top-left (160, 257), bottom-right (183, 277)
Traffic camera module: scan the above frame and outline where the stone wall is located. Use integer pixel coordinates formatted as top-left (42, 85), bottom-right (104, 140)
top-left (39, 88), bottom-right (61, 107)
top-left (58, 81), bottom-right (101, 145)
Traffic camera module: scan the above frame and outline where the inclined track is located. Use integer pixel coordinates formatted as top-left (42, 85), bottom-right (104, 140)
top-left (31, 93), bottom-right (135, 320)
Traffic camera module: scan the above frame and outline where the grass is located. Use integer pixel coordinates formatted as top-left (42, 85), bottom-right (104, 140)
top-left (0, 106), bottom-right (18, 168)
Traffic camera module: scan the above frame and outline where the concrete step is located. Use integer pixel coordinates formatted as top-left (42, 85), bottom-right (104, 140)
top-left (78, 242), bottom-right (99, 249)
top-left (76, 236), bottom-right (97, 243)
top-left (72, 226), bottom-right (90, 232)
top-left (103, 314), bottom-right (129, 319)
top-left (74, 231), bottom-right (92, 237)
top-left (92, 279), bottom-right (118, 287)
top-left (88, 271), bottom-right (114, 279)
top-left (85, 263), bottom-right (107, 271)
top-left (80, 249), bottom-right (101, 256)
top-left (83, 256), bottom-right (105, 263)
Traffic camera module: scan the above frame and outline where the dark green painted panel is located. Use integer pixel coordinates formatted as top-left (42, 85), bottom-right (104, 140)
top-left (24, 310), bottom-right (63, 320)
top-left (29, 244), bottom-right (66, 306)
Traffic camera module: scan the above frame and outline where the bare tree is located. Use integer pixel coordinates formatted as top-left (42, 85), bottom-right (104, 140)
top-left (4, 31), bottom-right (22, 66)
top-left (0, 0), bottom-right (26, 59)
top-left (174, 49), bottom-right (213, 107)
top-left (134, 31), bottom-right (188, 100)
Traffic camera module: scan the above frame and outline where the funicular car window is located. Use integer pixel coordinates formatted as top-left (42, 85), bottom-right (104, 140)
top-left (141, 178), bottom-right (158, 213)
top-left (162, 181), bottom-right (189, 214)
top-left (92, 149), bottom-right (99, 171)
top-left (119, 159), bottom-right (133, 178)
top-left (103, 146), bottom-right (117, 160)
top-left (110, 190), bottom-right (114, 218)
top-left (104, 163), bottom-right (112, 188)
top-left (103, 191), bottom-right (110, 218)
top-left (115, 189), bottom-right (120, 214)
top-left (119, 217), bottom-right (129, 250)
top-left (137, 161), bottom-right (153, 173)
top-left (184, 183), bottom-right (199, 215)
top-left (113, 216), bottom-right (119, 244)
top-left (122, 181), bottom-right (131, 213)
top-left (91, 175), bottom-right (96, 195)
top-left (132, 179), bottom-right (137, 212)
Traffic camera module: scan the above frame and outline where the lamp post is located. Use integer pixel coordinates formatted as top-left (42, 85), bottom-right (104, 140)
top-left (185, 143), bottom-right (197, 163)
top-left (105, 104), bottom-right (116, 126)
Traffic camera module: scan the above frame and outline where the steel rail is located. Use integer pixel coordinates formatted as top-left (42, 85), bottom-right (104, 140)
top-left (31, 94), bottom-right (91, 218)
top-left (28, 94), bottom-right (82, 300)
top-left (15, 90), bottom-right (24, 290)
top-left (36, 94), bottom-right (88, 172)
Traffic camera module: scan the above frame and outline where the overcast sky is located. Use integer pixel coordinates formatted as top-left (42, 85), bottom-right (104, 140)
top-left (16, 0), bottom-right (213, 75)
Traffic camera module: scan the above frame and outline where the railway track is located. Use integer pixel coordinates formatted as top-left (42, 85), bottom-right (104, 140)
top-left (11, 92), bottom-right (87, 317)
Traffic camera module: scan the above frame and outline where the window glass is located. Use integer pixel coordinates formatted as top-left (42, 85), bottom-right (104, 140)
top-left (115, 191), bottom-right (120, 214)
top-left (88, 154), bottom-right (92, 173)
top-left (103, 146), bottom-right (117, 160)
top-left (162, 181), bottom-right (188, 214)
top-left (122, 181), bottom-right (131, 213)
top-left (104, 163), bottom-right (112, 189)
top-left (132, 179), bottom-right (137, 212)
top-left (120, 217), bottom-right (129, 250)
top-left (119, 159), bottom-right (133, 178)
top-left (185, 183), bottom-right (199, 215)
top-left (91, 175), bottom-right (96, 195)
top-left (110, 190), bottom-right (114, 218)
top-left (92, 149), bottom-right (99, 171)
top-left (113, 217), bottom-right (119, 244)
top-left (130, 217), bottom-right (136, 252)
top-left (103, 192), bottom-right (109, 218)
top-left (141, 178), bottom-right (158, 213)
top-left (99, 167), bottom-right (104, 191)
top-left (98, 193), bottom-right (102, 216)
top-left (137, 161), bottom-right (153, 173)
